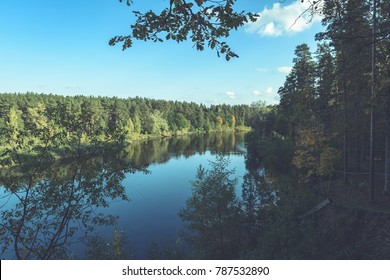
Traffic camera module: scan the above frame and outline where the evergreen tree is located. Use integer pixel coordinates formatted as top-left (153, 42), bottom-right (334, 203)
top-left (279, 43), bottom-right (316, 138)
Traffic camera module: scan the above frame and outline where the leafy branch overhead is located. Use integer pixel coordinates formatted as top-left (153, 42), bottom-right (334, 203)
top-left (109, 0), bottom-right (258, 60)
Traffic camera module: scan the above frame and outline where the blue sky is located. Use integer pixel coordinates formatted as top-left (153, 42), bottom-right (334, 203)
top-left (0, 0), bottom-right (324, 105)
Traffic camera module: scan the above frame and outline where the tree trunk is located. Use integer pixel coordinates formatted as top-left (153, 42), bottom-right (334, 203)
top-left (384, 75), bottom-right (390, 195)
top-left (369, 0), bottom-right (377, 202)
top-left (355, 97), bottom-right (361, 172)
top-left (343, 80), bottom-right (349, 184)
top-left (385, 132), bottom-right (390, 195)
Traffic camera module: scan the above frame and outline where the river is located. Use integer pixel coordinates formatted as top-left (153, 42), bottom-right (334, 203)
top-left (0, 132), bottom-right (249, 259)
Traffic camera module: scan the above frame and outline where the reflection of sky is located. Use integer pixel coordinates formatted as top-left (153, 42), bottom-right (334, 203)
top-left (105, 152), bottom-right (246, 259)
top-left (0, 190), bottom-right (20, 259)
top-left (0, 184), bottom-right (91, 259)
top-left (0, 135), bottom-right (247, 259)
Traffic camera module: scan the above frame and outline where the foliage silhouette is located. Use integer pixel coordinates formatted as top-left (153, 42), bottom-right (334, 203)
top-left (0, 145), bottom-right (148, 259)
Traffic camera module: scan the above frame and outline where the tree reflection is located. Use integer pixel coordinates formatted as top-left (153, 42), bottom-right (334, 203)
top-left (0, 146), bottom-right (147, 259)
top-left (241, 170), bottom-right (278, 252)
top-left (121, 131), bottom-right (246, 166)
top-left (178, 143), bottom-right (279, 259)
top-left (0, 131), bottom-right (247, 259)
top-left (86, 229), bottom-right (134, 260)
top-left (179, 156), bottom-right (241, 259)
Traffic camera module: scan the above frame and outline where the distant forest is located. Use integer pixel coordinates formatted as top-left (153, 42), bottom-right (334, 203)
top-left (0, 92), bottom-right (261, 158)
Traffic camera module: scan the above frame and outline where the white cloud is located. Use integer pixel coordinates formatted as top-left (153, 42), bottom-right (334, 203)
top-left (246, 2), bottom-right (322, 37)
top-left (265, 87), bottom-right (273, 95)
top-left (252, 87), bottom-right (279, 104)
top-left (252, 90), bottom-right (261, 96)
top-left (226, 91), bottom-right (236, 99)
top-left (263, 22), bottom-right (281, 37)
top-left (277, 66), bottom-right (293, 74)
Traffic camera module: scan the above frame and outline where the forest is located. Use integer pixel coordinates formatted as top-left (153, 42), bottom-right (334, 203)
top-left (1, 0), bottom-right (390, 260)
top-left (0, 92), bottom-right (258, 164)
top-left (262, 0), bottom-right (390, 200)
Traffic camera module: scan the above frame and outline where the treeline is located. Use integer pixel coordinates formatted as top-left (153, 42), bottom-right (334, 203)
top-left (0, 92), bottom-right (256, 150)
top-left (253, 0), bottom-right (390, 196)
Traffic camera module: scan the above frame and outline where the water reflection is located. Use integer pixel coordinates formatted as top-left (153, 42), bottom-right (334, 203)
top-left (179, 156), bottom-right (242, 259)
top-left (0, 146), bottom-right (147, 259)
top-left (177, 156), bottom-right (278, 259)
top-left (0, 132), bottom-right (247, 259)
top-left (171, 132), bottom-right (285, 259)
top-left (122, 132), bottom-right (246, 165)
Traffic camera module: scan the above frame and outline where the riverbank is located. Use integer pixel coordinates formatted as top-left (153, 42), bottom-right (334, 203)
top-left (125, 125), bottom-right (251, 141)
top-left (0, 130), bottom-right (250, 170)
top-left (304, 177), bottom-right (390, 259)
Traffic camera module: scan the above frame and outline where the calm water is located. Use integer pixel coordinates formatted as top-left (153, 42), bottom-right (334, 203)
top-left (0, 132), bottom-right (248, 259)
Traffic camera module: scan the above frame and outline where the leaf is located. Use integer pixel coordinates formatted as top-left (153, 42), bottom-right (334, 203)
top-left (210, 40), bottom-right (216, 49)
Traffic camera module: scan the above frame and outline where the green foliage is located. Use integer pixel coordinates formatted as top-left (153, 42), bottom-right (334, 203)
top-left (150, 110), bottom-right (170, 136)
top-left (272, 0), bottom-right (390, 189)
top-left (292, 117), bottom-right (340, 181)
top-left (86, 229), bottom-right (133, 260)
top-left (245, 132), bottom-right (294, 175)
top-left (172, 112), bottom-right (190, 134)
top-left (216, 116), bottom-right (223, 130)
top-left (254, 202), bottom-right (320, 259)
top-left (319, 147), bottom-right (340, 177)
top-left (5, 107), bottom-right (24, 144)
top-left (0, 93), bottom-right (260, 162)
top-left (179, 155), bottom-right (241, 259)
top-left (315, 42), bottom-right (336, 127)
top-left (231, 115), bottom-right (236, 129)
top-left (111, 0), bottom-right (259, 60)
top-left (0, 145), bottom-right (143, 259)
top-left (133, 115), bottom-right (142, 134)
top-left (278, 43), bottom-right (316, 138)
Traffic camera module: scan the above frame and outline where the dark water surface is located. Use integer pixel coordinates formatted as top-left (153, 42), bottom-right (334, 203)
top-left (0, 132), bottom-right (248, 259)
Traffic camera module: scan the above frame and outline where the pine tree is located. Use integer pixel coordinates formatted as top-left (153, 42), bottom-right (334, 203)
top-left (279, 43), bottom-right (316, 138)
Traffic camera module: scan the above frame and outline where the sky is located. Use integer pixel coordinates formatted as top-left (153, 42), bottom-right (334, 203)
top-left (0, 0), bottom-right (325, 106)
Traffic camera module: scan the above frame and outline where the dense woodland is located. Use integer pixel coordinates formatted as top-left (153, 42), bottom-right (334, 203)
top-left (249, 0), bottom-right (390, 199)
top-left (1, 0), bottom-right (390, 260)
top-left (0, 92), bottom-right (257, 164)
